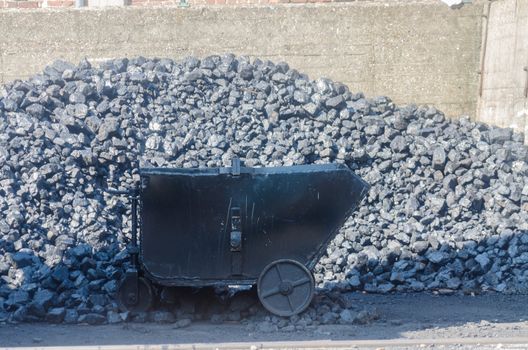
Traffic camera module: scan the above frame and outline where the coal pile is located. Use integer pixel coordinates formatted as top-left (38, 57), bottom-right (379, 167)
top-left (0, 55), bottom-right (527, 325)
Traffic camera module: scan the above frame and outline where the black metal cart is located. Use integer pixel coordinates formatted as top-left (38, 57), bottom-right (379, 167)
top-left (111, 159), bottom-right (369, 317)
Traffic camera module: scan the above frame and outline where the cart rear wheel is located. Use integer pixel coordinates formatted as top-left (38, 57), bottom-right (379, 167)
top-left (257, 259), bottom-right (315, 317)
top-left (117, 276), bottom-right (154, 313)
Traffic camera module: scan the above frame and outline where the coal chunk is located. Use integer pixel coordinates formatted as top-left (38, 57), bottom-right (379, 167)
top-left (432, 147), bottom-right (446, 170)
top-left (46, 307), bottom-right (66, 323)
top-left (78, 313), bottom-right (106, 325)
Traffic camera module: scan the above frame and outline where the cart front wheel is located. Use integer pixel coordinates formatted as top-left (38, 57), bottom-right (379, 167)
top-left (117, 276), bottom-right (154, 313)
top-left (257, 259), bottom-right (315, 317)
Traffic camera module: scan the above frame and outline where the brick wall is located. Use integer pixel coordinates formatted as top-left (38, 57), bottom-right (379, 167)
top-left (0, 0), bottom-right (72, 8)
top-left (0, 0), bottom-right (381, 9)
top-left (0, 0), bottom-right (437, 9)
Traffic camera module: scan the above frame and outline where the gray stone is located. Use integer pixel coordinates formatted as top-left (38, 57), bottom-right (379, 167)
top-left (303, 102), bottom-right (320, 116)
top-left (393, 115), bottom-right (409, 130)
top-left (353, 308), bottom-right (380, 324)
top-left (293, 91), bottom-right (310, 104)
top-left (428, 196), bottom-right (446, 214)
top-left (325, 95), bottom-right (344, 108)
top-left (376, 283), bottom-right (395, 293)
top-left (106, 311), bottom-right (122, 324)
top-left (69, 92), bottom-right (86, 104)
top-left (443, 174), bottom-right (457, 191)
top-left (151, 310), bottom-right (176, 323)
top-left (25, 104), bottom-right (46, 118)
top-left (46, 307), bottom-right (66, 323)
top-left (339, 309), bottom-right (355, 324)
top-left (475, 253), bottom-right (491, 271)
top-left (390, 136), bottom-right (407, 153)
top-left (426, 251), bottom-right (450, 264)
top-left (348, 275), bottom-right (361, 288)
top-left (489, 128), bottom-right (512, 144)
top-left (412, 241), bottom-right (429, 254)
top-left (446, 277), bottom-right (461, 289)
top-left (11, 252), bottom-right (35, 268)
top-left (320, 311), bottom-right (338, 324)
top-left (365, 124), bottom-right (384, 136)
top-left (271, 73), bottom-right (287, 83)
top-left (97, 118), bottom-right (120, 141)
top-left (184, 69), bottom-right (204, 82)
top-left (432, 147), bottom-right (446, 170)
top-left (405, 196), bottom-right (420, 217)
top-left (238, 66), bottom-right (253, 80)
top-left (78, 313), bottom-right (106, 325)
top-left (6, 291), bottom-right (29, 307)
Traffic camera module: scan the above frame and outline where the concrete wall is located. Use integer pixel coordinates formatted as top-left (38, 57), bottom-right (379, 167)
top-left (478, 0), bottom-right (528, 137)
top-left (0, 2), bottom-right (484, 118)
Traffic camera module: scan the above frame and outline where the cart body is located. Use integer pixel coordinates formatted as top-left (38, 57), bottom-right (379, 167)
top-left (139, 162), bottom-right (369, 287)
top-left (115, 160), bottom-right (369, 316)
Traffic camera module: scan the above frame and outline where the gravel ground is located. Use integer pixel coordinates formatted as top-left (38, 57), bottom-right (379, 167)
top-left (2, 293), bottom-right (528, 349)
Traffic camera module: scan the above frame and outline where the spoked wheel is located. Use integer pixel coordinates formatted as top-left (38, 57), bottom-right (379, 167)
top-left (117, 276), bottom-right (154, 313)
top-left (257, 259), bottom-right (315, 317)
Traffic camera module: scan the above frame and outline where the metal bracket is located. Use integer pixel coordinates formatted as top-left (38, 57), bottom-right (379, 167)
top-left (230, 231), bottom-right (242, 252)
top-left (231, 158), bottom-right (241, 176)
top-left (230, 207), bottom-right (243, 275)
top-left (230, 207), bottom-right (242, 251)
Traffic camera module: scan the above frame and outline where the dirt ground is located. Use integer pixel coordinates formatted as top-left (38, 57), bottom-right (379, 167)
top-left (2, 293), bottom-right (528, 349)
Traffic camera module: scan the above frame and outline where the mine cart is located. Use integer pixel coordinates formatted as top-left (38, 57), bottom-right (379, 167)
top-left (109, 159), bottom-right (369, 317)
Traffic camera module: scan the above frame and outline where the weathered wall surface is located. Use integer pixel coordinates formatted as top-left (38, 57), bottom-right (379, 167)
top-left (0, 2), bottom-right (484, 118)
top-left (478, 0), bottom-right (528, 137)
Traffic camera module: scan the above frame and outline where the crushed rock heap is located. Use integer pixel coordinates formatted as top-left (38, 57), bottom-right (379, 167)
top-left (0, 55), bottom-right (527, 325)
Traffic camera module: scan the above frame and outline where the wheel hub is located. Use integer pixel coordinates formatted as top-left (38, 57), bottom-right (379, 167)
top-left (127, 292), bottom-right (138, 304)
top-left (117, 276), bottom-right (154, 313)
top-left (279, 281), bottom-right (293, 295)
